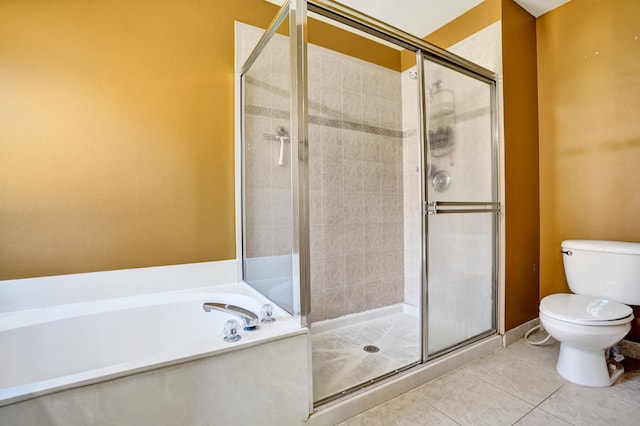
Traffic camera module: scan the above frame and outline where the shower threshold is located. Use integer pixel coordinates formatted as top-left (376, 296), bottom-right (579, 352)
top-left (311, 304), bottom-right (421, 403)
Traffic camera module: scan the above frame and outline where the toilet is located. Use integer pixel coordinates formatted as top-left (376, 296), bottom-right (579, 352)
top-left (539, 240), bottom-right (640, 387)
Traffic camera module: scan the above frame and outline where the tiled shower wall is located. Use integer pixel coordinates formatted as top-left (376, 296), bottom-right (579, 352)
top-left (307, 45), bottom-right (405, 323)
top-left (237, 21), bottom-right (501, 329)
top-left (237, 22), bottom-right (406, 323)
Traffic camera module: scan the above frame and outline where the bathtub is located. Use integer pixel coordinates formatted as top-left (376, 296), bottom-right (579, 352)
top-left (0, 277), bottom-right (309, 425)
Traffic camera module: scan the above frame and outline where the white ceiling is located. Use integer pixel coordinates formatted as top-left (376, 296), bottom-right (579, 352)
top-left (265, 1), bottom-right (570, 37)
top-left (334, 0), bottom-right (483, 38)
top-left (514, 0), bottom-right (570, 18)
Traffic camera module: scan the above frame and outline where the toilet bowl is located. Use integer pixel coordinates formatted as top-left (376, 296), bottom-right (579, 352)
top-left (540, 294), bottom-right (633, 386)
top-left (539, 240), bottom-right (640, 387)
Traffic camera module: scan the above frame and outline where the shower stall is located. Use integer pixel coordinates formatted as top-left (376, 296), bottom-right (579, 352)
top-left (238, 0), bottom-right (499, 408)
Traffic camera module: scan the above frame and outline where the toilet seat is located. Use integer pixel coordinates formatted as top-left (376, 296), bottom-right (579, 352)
top-left (540, 293), bottom-right (634, 326)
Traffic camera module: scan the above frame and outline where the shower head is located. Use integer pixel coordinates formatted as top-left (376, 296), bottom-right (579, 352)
top-left (275, 126), bottom-right (288, 137)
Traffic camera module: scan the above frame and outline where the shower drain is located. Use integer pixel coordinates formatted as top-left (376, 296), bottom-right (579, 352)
top-left (363, 345), bottom-right (380, 353)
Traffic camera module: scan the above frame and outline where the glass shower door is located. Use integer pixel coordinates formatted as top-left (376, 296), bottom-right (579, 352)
top-left (240, 4), bottom-right (297, 316)
top-left (421, 56), bottom-right (498, 356)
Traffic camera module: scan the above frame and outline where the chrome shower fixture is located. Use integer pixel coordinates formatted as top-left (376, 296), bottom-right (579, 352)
top-left (275, 125), bottom-right (287, 137)
top-left (263, 126), bottom-right (289, 166)
top-left (430, 79), bottom-right (443, 91)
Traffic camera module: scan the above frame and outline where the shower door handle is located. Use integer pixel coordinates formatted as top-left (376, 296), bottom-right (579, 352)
top-left (425, 201), bottom-right (500, 215)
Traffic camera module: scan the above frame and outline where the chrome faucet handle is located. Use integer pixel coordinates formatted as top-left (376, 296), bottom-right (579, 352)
top-left (261, 304), bottom-right (276, 323)
top-left (223, 319), bottom-right (241, 342)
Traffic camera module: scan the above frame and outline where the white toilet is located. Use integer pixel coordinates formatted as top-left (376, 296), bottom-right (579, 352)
top-left (539, 240), bottom-right (640, 387)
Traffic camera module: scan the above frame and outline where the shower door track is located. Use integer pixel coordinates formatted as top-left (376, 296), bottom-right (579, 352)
top-left (313, 360), bottom-right (422, 408)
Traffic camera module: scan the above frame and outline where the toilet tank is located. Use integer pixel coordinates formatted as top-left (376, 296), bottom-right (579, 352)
top-left (562, 240), bottom-right (640, 305)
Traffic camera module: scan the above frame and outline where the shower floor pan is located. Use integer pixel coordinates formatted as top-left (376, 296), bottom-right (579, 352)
top-left (311, 304), bottom-right (420, 402)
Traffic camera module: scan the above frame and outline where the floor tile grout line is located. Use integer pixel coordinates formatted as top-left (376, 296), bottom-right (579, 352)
top-left (429, 403), bottom-right (463, 426)
top-left (512, 385), bottom-right (575, 426)
top-left (533, 384), bottom-right (563, 409)
top-left (501, 343), bottom-right (561, 373)
top-left (462, 342), bottom-right (566, 406)
top-left (533, 385), bottom-right (579, 426)
top-left (464, 368), bottom-right (538, 408)
top-left (426, 368), bottom-right (538, 425)
top-left (510, 406), bottom-right (537, 425)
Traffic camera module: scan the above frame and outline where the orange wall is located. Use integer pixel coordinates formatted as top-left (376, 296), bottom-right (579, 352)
top-left (0, 1), bottom-right (401, 281)
top-left (400, 0), bottom-right (501, 71)
top-left (502, 0), bottom-right (540, 330)
top-left (308, 18), bottom-right (401, 71)
top-left (0, 0), bottom-right (546, 335)
top-left (538, 0), bottom-right (640, 296)
top-left (537, 0), bottom-right (640, 338)
top-left (0, 0), bottom-right (280, 280)
top-left (424, 0), bottom-right (501, 51)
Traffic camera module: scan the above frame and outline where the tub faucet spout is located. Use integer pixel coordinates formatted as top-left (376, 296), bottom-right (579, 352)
top-left (202, 302), bottom-right (259, 331)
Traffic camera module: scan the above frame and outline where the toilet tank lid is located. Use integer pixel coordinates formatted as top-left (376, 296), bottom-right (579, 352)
top-left (562, 240), bottom-right (640, 255)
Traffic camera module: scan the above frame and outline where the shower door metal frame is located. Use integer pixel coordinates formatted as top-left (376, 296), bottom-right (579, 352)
top-left (241, 0), bottom-right (501, 408)
top-left (289, 0), bottom-right (311, 328)
top-left (240, 0), bottom-right (499, 330)
top-left (416, 52), bottom-right (500, 361)
top-left (304, 0), bottom-right (499, 406)
top-left (307, 0), bottom-right (499, 356)
top-left (239, 0), bottom-right (310, 327)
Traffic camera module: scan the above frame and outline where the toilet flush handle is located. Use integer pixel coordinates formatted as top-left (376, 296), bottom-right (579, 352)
top-left (561, 250), bottom-right (572, 256)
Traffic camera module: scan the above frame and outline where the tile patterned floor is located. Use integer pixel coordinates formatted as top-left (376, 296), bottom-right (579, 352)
top-left (338, 339), bottom-right (640, 426)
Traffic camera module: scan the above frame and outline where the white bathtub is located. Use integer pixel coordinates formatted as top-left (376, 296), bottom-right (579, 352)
top-left (0, 282), bottom-right (303, 408)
